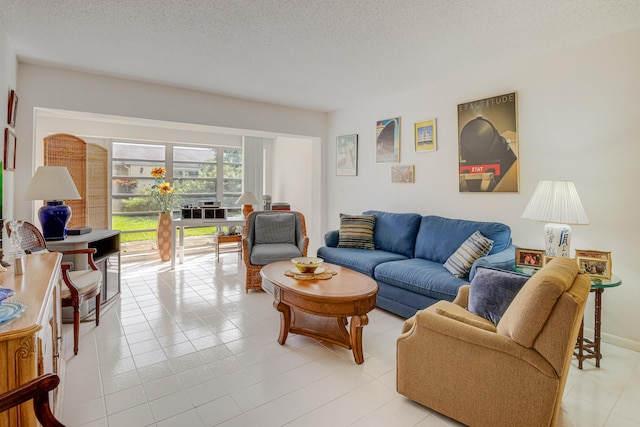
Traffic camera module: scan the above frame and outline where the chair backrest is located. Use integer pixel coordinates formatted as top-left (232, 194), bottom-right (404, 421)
top-left (497, 256), bottom-right (591, 374)
top-left (5, 221), bottom-right (47, 253)
top-left (245, 211), bottom-right (306, 247)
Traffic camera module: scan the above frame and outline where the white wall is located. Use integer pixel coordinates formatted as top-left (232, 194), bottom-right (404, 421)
top-left (15, 64), bottom-right (328, 248)
top-left (327, 29), bottom-right (640, 349)
top-left (0, 23), bottom-right (16, 220)
top-left (271, 136), bottom-right (316, 252)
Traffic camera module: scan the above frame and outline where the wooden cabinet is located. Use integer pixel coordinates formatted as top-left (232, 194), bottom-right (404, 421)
top-left (0, 252), bottom-right (63, 426)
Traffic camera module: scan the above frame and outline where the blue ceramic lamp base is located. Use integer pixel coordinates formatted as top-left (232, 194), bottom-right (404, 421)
top-left (39, 201), bottom-right (72, 241)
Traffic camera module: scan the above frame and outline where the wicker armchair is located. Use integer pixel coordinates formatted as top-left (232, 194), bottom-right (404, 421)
top-left (242, 211), bottom-right (308, 292)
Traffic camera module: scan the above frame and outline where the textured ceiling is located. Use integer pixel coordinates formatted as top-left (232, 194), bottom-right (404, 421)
top-left (0, 0), bottom-right (639, 112)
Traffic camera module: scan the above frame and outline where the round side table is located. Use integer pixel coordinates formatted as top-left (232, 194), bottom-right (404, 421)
top-left (513, 265), bottom-right (622, 369)
top-left (575, 275), bottom-right (622, 369)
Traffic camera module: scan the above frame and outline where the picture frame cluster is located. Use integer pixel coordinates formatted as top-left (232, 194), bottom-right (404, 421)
top-left (515, 248), bottom-right (612, 280)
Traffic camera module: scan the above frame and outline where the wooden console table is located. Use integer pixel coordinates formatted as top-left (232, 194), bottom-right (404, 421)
top-left (0, 253), bottom-right (64, 426)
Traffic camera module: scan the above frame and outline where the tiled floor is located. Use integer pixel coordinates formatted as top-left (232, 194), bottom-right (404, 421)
top-left (60, 251), bottom-right (640, 427)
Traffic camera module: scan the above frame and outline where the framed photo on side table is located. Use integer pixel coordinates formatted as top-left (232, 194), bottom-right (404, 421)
top-left (575, 250), bottom-right (611, 279)
top-left (515, 248), bottom-right (544, 268)
top-left (336, 134), bottom-right (358, 176)
top-left (4, 128), bottom-right (16, 171)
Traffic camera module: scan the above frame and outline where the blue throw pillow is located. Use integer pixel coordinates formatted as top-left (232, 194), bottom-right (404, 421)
top-left (468, 266), bottom-right (530, 324)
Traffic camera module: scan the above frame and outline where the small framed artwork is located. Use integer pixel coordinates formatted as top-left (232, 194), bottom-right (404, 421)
top-left (4, 128), bottom-right (16, 171)
top-left (376, 117), bottom-right (400, 164)
top-left (7, 90), bottom-right (18, 127)
top-left (414, 119), bottom-right (436, 152)
top-left (515, 248), bottom-right (544, 268)
top-left (391, 165), bottom-right (414, 183)
top-left (336, 134), bottom-right (358, 176)
top-left (575, 250), bottom-right (612, 279)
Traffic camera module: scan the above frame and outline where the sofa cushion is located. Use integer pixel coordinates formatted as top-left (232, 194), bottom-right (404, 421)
top-left (414, 215), bottom-right (512, 263)
top-left (468, 266), bottom-right (530, 324)
top-left (254, 213), bottom-right (296, 245)
top-left (337, 213), bottom-right (376, 249)
top-left (362, 210), bottom-right (422, 257)
top-left (317, 246), bottom-right (406, 276)
top-left (443, 231), bottom-right (494, 278)
top-left (374, 258), bottom-right (468, 301)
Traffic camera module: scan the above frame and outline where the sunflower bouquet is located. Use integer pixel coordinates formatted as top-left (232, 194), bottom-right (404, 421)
top-left (149, 167), bottom-right (176, 213)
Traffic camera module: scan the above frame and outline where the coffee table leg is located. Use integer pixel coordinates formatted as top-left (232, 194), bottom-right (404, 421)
top-left (350, 314), bottom-right (369, 364)
top-left (273, 287), bottom-right (291, 345)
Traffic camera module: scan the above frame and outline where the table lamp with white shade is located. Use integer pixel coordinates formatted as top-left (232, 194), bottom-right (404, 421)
top-left (236, 191), bottom-right (260, 218)
top-left (23, 166), bottom-right (82, 241)
top-left (521, 180), bottom-right (589, 257)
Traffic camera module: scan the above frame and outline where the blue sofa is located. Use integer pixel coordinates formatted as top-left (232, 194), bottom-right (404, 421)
top-left (317, 210), bottom-right (516, 318)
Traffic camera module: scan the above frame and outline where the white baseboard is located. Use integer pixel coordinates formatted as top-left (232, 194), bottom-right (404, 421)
top-left (583, 327), bottom-right (640, 352)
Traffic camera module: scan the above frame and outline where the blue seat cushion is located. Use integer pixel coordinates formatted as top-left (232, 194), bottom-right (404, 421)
top-left (374, 258), bottom-right (468, 301)
top-left (250, 243), bottom-right (302, 265)
top-left (414, 215), bottom-right (512, 263)
top-left (317, 246), bottom-right (407, 276)
top-left (362, 210), bottom-right (422, 257)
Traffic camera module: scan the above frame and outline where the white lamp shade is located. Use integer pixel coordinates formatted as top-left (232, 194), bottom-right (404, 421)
top-left (236, 191), bottom-right (259, 205)
top-left (521, 180), bottom-right (588, 225)
top-left (24, 166), bottom-right (82, 201)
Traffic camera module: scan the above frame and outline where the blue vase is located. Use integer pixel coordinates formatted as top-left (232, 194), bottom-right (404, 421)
top-left (38, 201), bottom-right (72, 240)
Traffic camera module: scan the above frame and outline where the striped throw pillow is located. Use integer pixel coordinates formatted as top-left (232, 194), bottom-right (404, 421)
top-left (337, 214), bottom-right (376, 250)
top-left (443, 230), bottom-right (494, 278)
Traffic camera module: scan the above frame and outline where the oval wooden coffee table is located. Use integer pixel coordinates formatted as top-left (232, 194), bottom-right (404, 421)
top-left (260, 260), bottom-right (378, 364)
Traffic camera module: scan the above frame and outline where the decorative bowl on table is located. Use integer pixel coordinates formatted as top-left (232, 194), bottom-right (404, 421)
top-left (291, 257), bottom-right (323, 274)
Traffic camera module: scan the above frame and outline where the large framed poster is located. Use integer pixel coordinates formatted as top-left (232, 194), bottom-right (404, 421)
top-left (457, 92), bottom-right (519, 192)
top-left (376, 117), bottom-right (400, 164)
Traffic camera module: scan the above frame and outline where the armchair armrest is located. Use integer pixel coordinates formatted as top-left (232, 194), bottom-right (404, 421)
top-left (60, 248), bottom-right (99, 271)
top-left (400, 301), bottom-right (554, 375)
top-left (469, 244), bottom-right (516, 280)
top-left (0, 373), bottom-right (64, 427)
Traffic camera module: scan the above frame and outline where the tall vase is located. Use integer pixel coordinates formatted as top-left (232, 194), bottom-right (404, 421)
top-left (156, 212), bottom-right (172, 262)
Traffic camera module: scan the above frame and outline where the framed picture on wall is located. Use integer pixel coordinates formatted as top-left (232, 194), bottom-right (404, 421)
top-left (7, 90), bottom-right (18, 128)
top-left (336, 134), bottom-right (358, 176)
top-left (458, 92), bottom-right (519, 193)
top-left (4, 128), bottom-right (16, 171)
top-left (414, 119), bottom-right (436, 152)
top-left (391, 165), bottom-right (414, 183)
top-left (376, 117), bottom-right (400, 163)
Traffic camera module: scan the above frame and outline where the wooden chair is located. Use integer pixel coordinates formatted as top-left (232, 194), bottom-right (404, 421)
top-left (6, 221), bottom-right (102, 355)
top-left (0, 373), bottom-right (65, 426)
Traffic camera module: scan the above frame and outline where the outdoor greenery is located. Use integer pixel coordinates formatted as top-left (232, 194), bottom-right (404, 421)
top-left (112, 215), bottom-right (218, 243)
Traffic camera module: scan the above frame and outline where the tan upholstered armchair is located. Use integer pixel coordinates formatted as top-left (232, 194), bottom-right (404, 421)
top-left (243, 211), bottom-right (309, 292)
top-left (397, 257), bottom-right (591, 427)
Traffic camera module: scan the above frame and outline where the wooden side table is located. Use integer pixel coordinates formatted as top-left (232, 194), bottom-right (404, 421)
top-left (214, 234), bottom-right (242, 263)
top-left (574, 275), bottom-right (622, 369)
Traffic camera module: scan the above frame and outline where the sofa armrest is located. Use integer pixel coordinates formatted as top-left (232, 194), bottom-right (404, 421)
top-left (469, 244), bottom-right (516, 280)
top-left (324, 230), bottom-right (339, 247)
